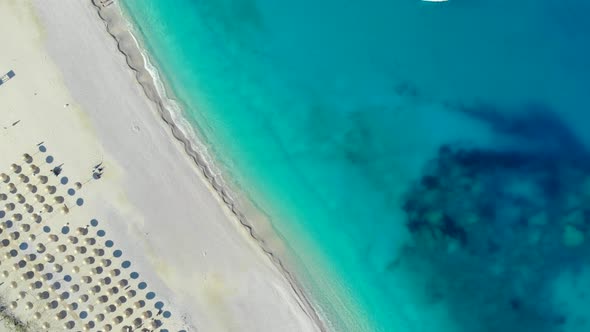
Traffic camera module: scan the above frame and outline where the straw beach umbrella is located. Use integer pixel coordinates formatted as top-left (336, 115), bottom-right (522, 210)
top-left (30, 165), bottom-right (40, 175)
top-left (0, 173), bottom-right (10, 183)
top-left (35, 194), bottom-right (45, 203)
top-left (22, 153), bottom-right (33, 163)
top-left (76, 227), bottom-right (88, 236)
top-left (16, 193), bottom-right (25, 203)
top-left (24, 203), bottom-right (34, 213)
top-left (60, 205), bottom-right (70, 214)
top-left (37, 175), bottom-right (48, 184)
top-left (26, 184), bottom-right (37, 193)
top-left (11, 164), bottom-right (21, 173)
top-left (18, 174), bottom-right (29, 183)
top-left (45, 185), bottom-right (56, 194)
top-left (36, 243), bottom-right (46, 253)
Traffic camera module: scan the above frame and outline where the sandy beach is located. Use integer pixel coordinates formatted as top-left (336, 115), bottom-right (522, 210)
top-left (0, 0), bottom-right (321, 331)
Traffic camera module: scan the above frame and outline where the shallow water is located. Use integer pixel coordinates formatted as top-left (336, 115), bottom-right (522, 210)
top-left (121, 0), bottom-right (590, 331)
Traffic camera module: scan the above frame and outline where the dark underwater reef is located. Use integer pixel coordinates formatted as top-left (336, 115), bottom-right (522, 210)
top-left (400, 104), bottom-right (590, 332)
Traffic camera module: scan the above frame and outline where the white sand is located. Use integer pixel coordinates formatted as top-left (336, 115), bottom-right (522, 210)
top-left (0, 0), bottom-right (321, 331)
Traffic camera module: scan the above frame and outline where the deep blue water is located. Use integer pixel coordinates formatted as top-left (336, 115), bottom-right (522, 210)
top-left (121, 0), bottom-right (590, 331)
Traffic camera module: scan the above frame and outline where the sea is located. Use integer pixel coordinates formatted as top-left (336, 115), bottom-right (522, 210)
top-left (119, 0), bottom-right (590, 331)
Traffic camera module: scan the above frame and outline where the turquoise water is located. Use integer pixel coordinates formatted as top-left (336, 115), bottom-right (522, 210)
top-left (121, 1), bottom-right (590, 331)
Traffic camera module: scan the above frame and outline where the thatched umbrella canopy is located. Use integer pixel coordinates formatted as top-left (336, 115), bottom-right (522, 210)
top-left (45, 185), bottom-right (56, 194)
top-left (26, 183), bottom-right (37, 193)
top-left (60, 205), bottom-right (70, 214)
top-left (18, 174), bottom-right (29, 183)
top-left (11, 163), bottom-right (21, 173)
top-left (37, 175), bottom-right (48, 184)
top-left (22, 153), bottom-right (33, 163)
top-left (0, 173), bottom-right (9, 183)
top-left (30, 164), bottom-right (40, 174)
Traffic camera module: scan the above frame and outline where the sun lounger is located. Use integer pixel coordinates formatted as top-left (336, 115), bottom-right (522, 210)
top-left (0, 70), bottom-right (15, 86)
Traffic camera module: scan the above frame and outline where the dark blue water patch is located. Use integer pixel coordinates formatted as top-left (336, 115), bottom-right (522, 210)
top-left (67, 188), bottom-right (75, 196)
top-left (19, 242), bottom-right (28, 250)
top-left (113, 249), bottom-right (122, 258)
top-left (80, 311), bottom-right (87, 319)
top-left (400, 128), bottom-right (590, 332)
top-left (155, 301), bottom-right (164, 309)
top-left (76, 198), bottom-right (84, 206)
top-left (61, 226), bottom-right (70, 234)
top-left (60, 177), bottom-right (68, 185)
top-left (9, 249), bottom-right (17, 257)
top-left (122, 261), bottom-right (131, 269)
top-left (146, 292), bottom-right (155, 300)
top-left (138, 282), bottom-right (147, 290)
top-left (163, 311), bottom-right (171, 318)
top-left (39, 145), bottom-right (46, 153)
top-left (90, 219), bottom-right (98, 227)
top-left (130, 272), bottom-right (139, 279)
top-left (5, 220), bottom-right (12, 228)
top-left (64, 275), bottom-right (72, 282)
top-left (97, 230), bottom-right (105, 237)
top-left (43, 226), bottom-right (50, 233)
top-left (46, 156), bottom-right (53, 163)
top-left (456, 102), bottom-right (588, 160)
top-left (105, 240), bottom-right (114, 248)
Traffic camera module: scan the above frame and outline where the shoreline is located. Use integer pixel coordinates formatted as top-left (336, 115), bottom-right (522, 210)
top-left (89, 1), bottom-right (327, 331)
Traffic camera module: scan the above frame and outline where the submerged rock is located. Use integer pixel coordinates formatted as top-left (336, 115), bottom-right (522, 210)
top-left (400, 144), bottom-right (590, 332)
top-left (562, 210), bottom-right (586, 228)
top-left (562, 225), bottom-right (585, 247)
top-left (529, 212), bottom-right (548, 226)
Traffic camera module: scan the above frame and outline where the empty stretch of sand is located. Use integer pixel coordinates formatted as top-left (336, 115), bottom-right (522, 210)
top-left (0, 0), bottom-right (320, 331)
